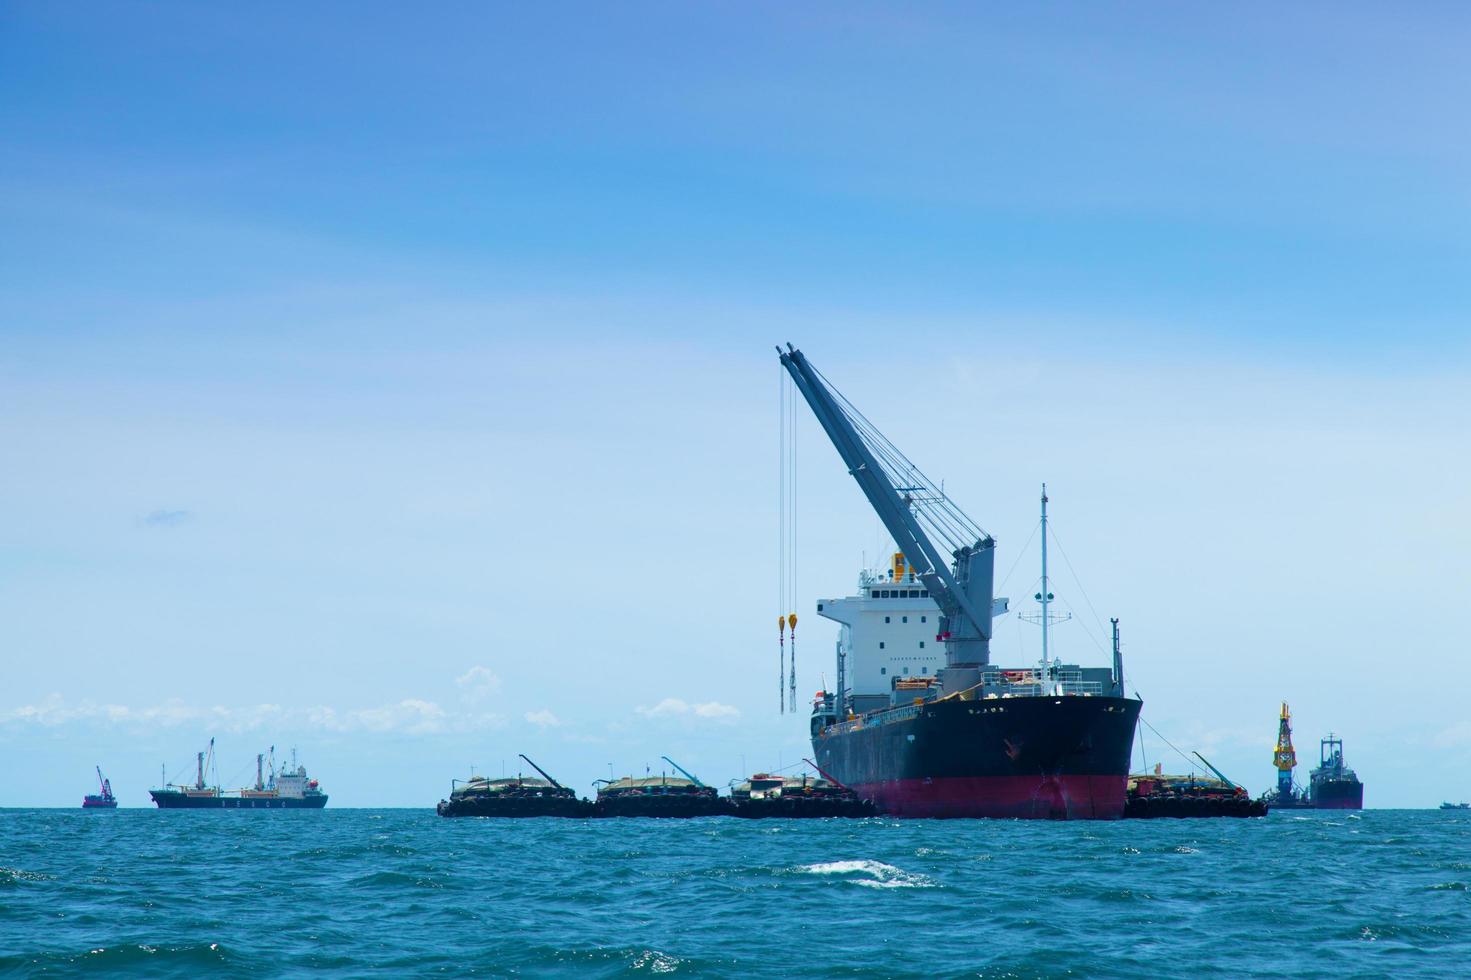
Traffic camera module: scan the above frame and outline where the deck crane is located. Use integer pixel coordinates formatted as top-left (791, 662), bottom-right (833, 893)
top-left (1192, 751), bottom-right (1246, 797)
top-left (660, 755), bottom-right (706, 788)
top-left (777, 344), bottom-right (1004, 694)
top-left (518, 754), bottom-right (567, 791)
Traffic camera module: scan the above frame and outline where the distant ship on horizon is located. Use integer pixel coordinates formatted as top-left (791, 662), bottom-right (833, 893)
top-left (1261, 703), bottom-right (1363, 810)
top-left (150, 739), bottom-right (328, 809)
top-left (82, 766), bottom-right (117, 809)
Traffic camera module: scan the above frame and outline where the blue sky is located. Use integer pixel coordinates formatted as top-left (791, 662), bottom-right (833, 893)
top-left (2, 3), bottom-right (1469, 806)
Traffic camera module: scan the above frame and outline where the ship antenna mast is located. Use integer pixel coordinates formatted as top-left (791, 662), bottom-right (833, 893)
top-left (1018, 484), bottom-right (1070, 693)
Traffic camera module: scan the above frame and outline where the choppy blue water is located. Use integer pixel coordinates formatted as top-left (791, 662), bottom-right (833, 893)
top-left (3, 809), bottom-right (1469, 977)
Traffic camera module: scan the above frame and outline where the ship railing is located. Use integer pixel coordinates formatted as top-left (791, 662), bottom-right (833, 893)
top-left (981, 669), bottom-right (1103, 697)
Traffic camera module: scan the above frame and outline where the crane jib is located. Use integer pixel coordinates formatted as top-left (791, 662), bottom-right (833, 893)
top-left (776, 345), bottom-right (995, 658)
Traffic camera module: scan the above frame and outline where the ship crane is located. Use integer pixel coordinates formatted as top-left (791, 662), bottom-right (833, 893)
top-left (1273, 702), bottom-right (1298, 800)
top-left (778, 344), bottom-right (1002, 692)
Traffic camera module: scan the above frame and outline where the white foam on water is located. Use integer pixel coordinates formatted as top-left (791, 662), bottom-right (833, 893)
top-left (797, 859), bottom-right (935, 889)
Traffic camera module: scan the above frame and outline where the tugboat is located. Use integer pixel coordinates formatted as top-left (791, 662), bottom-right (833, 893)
top-left (82, 766), bottom-right (117, 809)
top-left (729, 762), bottom-right (875, 818)
top-left (150, 741), bottom-right (328, 809)
top-left (436, 755), bottom-right (591, 817)
top-left (594, 757), bottom-right (731, 818)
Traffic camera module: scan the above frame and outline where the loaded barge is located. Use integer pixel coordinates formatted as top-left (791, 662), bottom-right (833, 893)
top-left (437, 756), bottom-right (590, 817)
top-left (594, 758), bottom-right (728, 817)
top-left (729, 764), bottom-right (875, 818)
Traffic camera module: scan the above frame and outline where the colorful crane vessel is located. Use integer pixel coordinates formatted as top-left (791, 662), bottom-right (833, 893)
top-left (82, 766), bottom-right (117, 809)
top-left (779, 345), bottom-right (1141, 819)
top-left (1260, 703), bottom-right (1363, 810)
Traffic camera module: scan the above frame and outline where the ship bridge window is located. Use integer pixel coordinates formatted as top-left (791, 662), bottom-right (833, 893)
top-left (879, 642), bottom-right (886, 649)
top-left (884, 616), bottom-right (891, 624)
top-left (902, 616), bottom-right (908, 623)
top-left (919, 641), bottom-right (925, 648)
top-left (920, 590), bottom-right (929, 598)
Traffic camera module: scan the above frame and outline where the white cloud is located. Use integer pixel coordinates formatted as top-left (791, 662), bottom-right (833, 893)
top-left (635, 698), bottom-right (741, 722)
top-left (1433, 722), bottom-right (1471, 748)
top-left (524, 708), bottom-right (560, 728)
top-left (454, 666), bottom-right (502, 702)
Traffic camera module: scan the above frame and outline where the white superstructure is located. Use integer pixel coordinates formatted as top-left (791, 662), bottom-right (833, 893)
top-left (817, 553), bottom-right (946, 714)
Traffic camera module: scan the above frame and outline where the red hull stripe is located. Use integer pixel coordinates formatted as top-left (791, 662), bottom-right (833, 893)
top-left (856, 775), bottom-right (1127, 820)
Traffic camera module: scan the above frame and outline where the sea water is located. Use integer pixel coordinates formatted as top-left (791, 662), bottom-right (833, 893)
top-left (2, 808), bottom-right (1468, 977)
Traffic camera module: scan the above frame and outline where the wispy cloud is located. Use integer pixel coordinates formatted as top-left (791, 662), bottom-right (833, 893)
top-left (524, 708), bottom-right (560, 728)
top-left (454, 666), bottom-right (502, 703)
top-left (1, 694), bottom-right (502, 736)
top-left (635, 698), bottom-right (741, 722)
top-left (142, 508), bottom-right (192, 528)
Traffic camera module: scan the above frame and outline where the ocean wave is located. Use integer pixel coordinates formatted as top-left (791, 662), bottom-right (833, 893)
top-left (796, 859), bottom-right (935, 889)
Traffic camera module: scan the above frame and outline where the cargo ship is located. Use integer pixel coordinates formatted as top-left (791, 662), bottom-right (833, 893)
top-left (1308, 734), bottom-right (1363, 810)
top-left (82, 766), bottom-right (117, 809)
top-left (779, 346), bottom-right (1140, 819)
top-left (1260, 703), bottom-right (1363, 810)
top-left (437, 755), bottom-right (591, 817)
top-left (150, 740), bottom-right (328, 809)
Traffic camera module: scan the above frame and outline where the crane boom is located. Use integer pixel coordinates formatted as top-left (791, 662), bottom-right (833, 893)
top-left (661, 755), bottom-right (705, 787)
top-left (777, 344), bottom-right (996, 673)
top-left (1192, 751), bottom-right (1241, 792)
top-left (517, 753), bottom-right (565, 790)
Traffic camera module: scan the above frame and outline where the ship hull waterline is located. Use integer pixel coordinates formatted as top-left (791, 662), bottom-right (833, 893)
top-left (813, 693), bottom-right (1141, 819)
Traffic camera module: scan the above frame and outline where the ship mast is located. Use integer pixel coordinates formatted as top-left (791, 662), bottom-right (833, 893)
top-left (1019, 485), bottom-right (1070, 693)
top-left (1040, 485), bottom-right (1052, 681)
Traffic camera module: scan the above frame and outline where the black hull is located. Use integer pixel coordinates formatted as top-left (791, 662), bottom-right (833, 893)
top-left (1310, 777), bottom-right (1363, 810)
top-left (150, 791), bottom-right (327, 809)
top-left (437, 796), bottom-right (591, 818)
top-left (730, 797), bottom-right (876, 819)
top-left (1124, 796), bottom-right (1268, 819)
top-left (812, 693), bottom-right (1141, 819)
top-left (594, 796), bottom-right (731, 818)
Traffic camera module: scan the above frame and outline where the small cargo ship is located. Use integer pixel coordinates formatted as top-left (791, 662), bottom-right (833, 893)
top-left (1124, 760), bottom-right (1266, 819)
top-left (1308, 734), bottom-right (1363, 809)
top-left (729, 765), bottom-right (875, 818)
top-left (594, 757), bottom-right (730, 817)
top-left (82, 766), bottom-right (117, 809)
top-left (1440, 802), bottom-right (1470, 811)
top-left (1259, 704), bottom-right (1363, 810)
top-left (150, 740), bottom-right (328, 809)
top-left (437, 755), bottom-right (591, 817)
